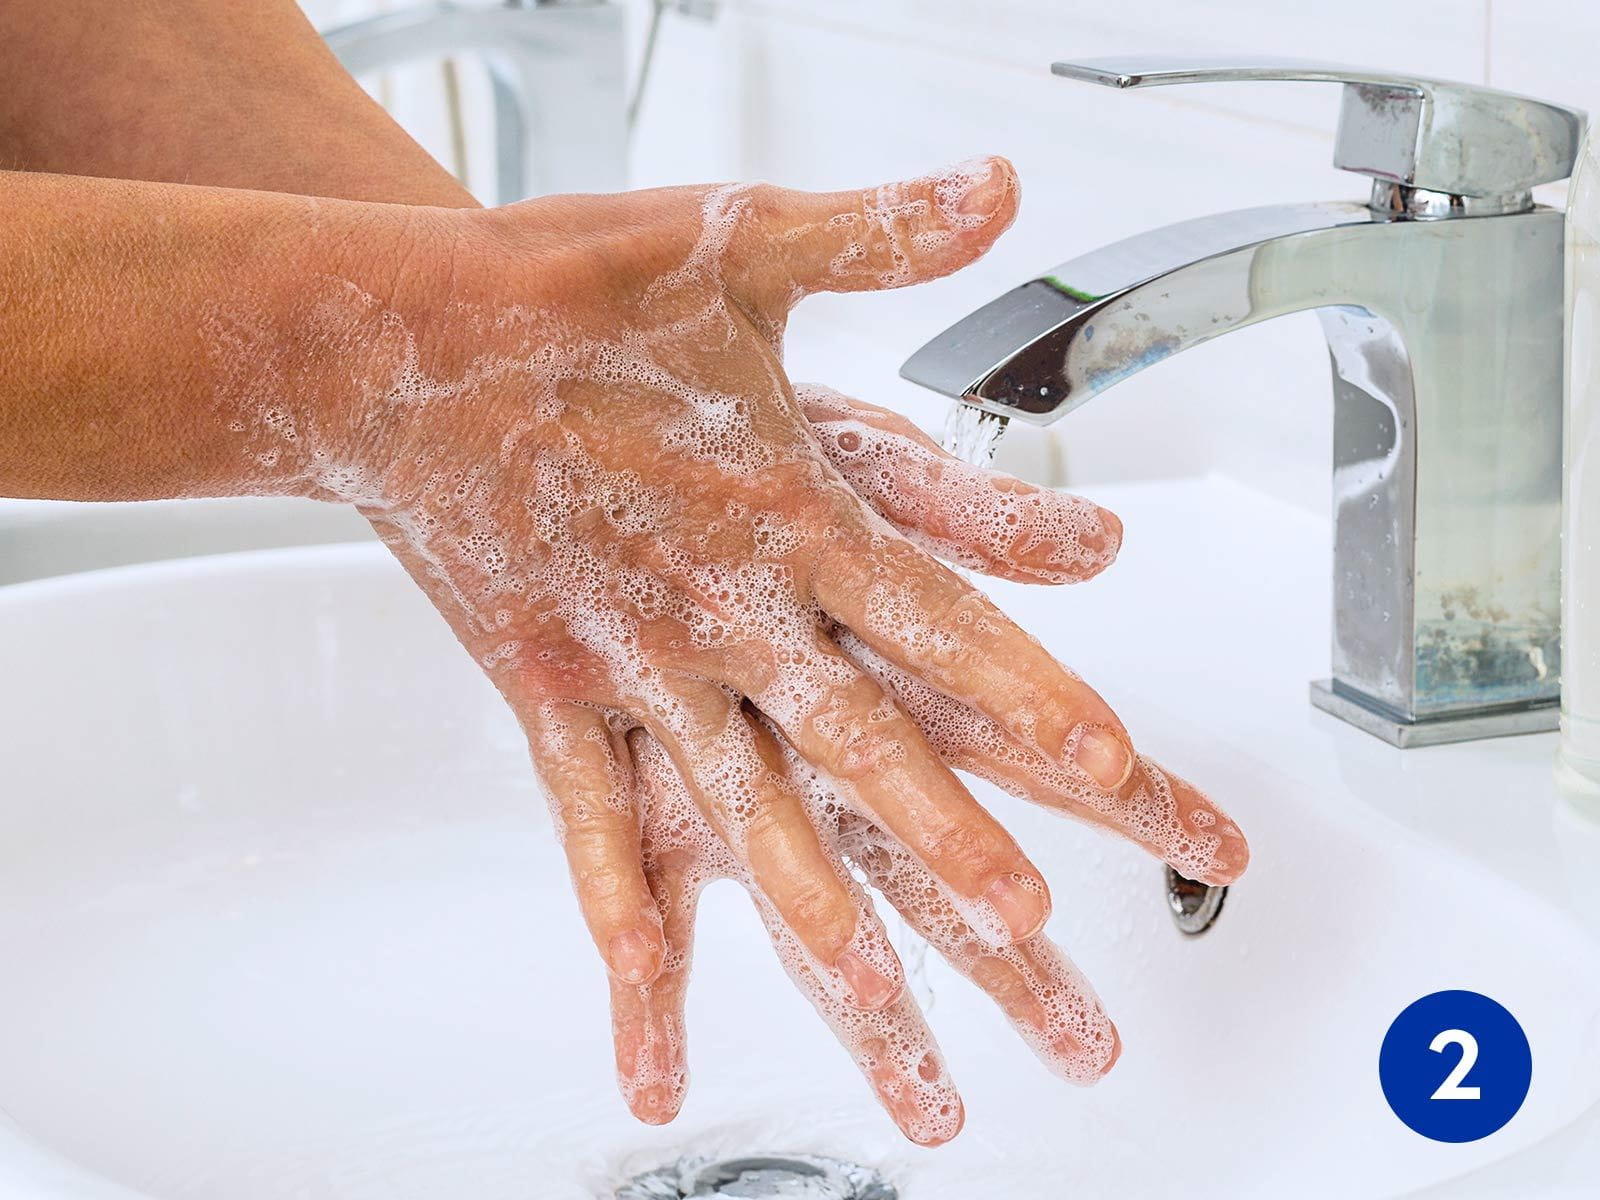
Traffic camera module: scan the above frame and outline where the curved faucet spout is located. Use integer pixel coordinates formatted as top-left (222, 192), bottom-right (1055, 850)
top-left (902, 199), bottom-right (1566, 741)
top-left (901, 201), bottom-right (1392, 423)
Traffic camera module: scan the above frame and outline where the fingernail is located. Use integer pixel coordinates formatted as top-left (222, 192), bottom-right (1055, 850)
top-left (837, 949), bottom-right (901, 1010)
top-left (1103, 1023), bottom-right (1123, 1075)
top-left (608, 931), bottom-right (657, 984)
top-left (1073, 726), bottom-right (1135, 790)
top-left (1202, 823), bottom-right (1251, 884)
top-left (984, 873), bottom-right (1048, 941)
top-left (1220, 824), bottom-right (1251, 879)
top-left (954, 157), bottom-right (1009, 217)
top-left (1079, 505), bottom-right (1124, 558)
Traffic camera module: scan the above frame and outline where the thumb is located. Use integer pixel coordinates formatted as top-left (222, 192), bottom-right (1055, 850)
top-left (761, 155), bottom-right (1018, 301)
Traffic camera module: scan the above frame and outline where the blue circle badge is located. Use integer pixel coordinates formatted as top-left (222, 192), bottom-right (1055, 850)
top-left (1379, 990), bottom-right (1532, 1142)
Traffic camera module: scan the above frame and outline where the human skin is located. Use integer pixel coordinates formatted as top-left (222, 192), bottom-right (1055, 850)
top-left (0, 1), bottom-right (1248, 1144)
top-left (0, 1), bottom-right (466, 204)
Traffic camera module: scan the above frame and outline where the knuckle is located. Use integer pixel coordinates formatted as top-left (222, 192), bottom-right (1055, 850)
top-left (679, 683), bottom-right (740, 734)
top-left (827, 725), bottom-right (902, 780)
top-left (864, 405), bottom-right (923, 442)
top-left (714, 643), bottom-right (781, 699)
top-left (785, 876), bottom-right (845, 928)
top-left (802, 683), bottom-right (911, 782)
top-left (744, 181), bottom-right (787, 228)
top-left (921, 814), bottom-right (1002, 878)
top-left (558, 786), bottom-right (625, 824)
top-left (918, 591), bottom-right (992, 674)
top-left (783, 879), bottom-right (855, 953)
top-left (791, 469), bottom-right (860, 531)
top-left (549, 782), bottom-right (632, 843)
top-left (792, 381), bottom-right (850, 421)
top-left (570, 857), bottom-right (636, 911)
top-left (971, 957), bottom-right (1046, 1026)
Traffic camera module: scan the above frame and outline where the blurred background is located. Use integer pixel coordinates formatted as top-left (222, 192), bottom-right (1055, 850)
top-left (5, 0), bottom-right (1596, 582)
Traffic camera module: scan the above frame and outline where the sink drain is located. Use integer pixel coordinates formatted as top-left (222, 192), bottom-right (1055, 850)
top-left (615, 1154), bottom-right (896, 1199)
top-left (1166, 866), bottom-right (1227, 935)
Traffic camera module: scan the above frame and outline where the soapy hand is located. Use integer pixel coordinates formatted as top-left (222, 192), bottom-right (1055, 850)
top-left (603, 387), bottom-right (1250, 1143)
top-left (205, 158), bottom-right (1249, 1142)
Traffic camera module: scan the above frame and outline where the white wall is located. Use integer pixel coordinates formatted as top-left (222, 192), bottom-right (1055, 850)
top-left (312, 0), bottom-right (1600, 512)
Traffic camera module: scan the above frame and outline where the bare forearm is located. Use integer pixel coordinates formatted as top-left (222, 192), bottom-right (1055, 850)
top-left (0, 2), bottom-right (483, 501)
top-left (0, 169), bottom-right (439, 500)
top-left (0, 0), bottom-right (469, 207)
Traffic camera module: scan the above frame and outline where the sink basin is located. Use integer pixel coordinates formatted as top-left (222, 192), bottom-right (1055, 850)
top-left (0, 496), bottom-right (372, 588)
top-left (3, 477), bottom-right (1598, 1198)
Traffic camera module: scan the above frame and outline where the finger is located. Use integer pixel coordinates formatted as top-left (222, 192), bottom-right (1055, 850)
top-left (752, 899), bottom-right (966, 1146)
top-left (631, 729), bottom-right (965, 1147)
top-left (523, 700), bottom-right (665, 984)
top-left (733, 637), bottom-right (1052, 947)
top-left (797, 382), bottom-right (1122, 584)
top-left (639, 677), bottom-right (905, 1010)
top-left (837, 626), bottom-right (1249, 885)
top-left (607, 727), bottom-right (725, 1127)
top-left (753, 156), bottom-right (1019, 300)
top-left (814, 528), bottom-right (1141, 793)
top-left (772, 728), bottom-right (1116, 1088)
top-left (607, 851), bottom-right (697, 1125)
top-left (838, 807), bottom-right (1121, 1084)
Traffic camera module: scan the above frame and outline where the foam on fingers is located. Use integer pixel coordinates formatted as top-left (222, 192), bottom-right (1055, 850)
top-left (835, 628), bottom-right (1249, 885)
top-left (628, 731), bottom-right (964, 1145)
top-left (777, 745), bottom-right (1121, 1088)
top-left (797, 382), bottom-right (1122, 584)
top-left (523, 700), bottom-right (665, 976)
top-left (755, 157), bottom-right (1018, 301)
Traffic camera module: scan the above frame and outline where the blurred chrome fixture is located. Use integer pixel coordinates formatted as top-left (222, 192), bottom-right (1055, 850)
top-left (616, 1153), bottom-right (896, 1199)
top-left (1166, 867), bottom-right (1227, 935)
top-left (903, 57), bottom-right (1587, 746)
top-left (323, 0), bottom-right (626, 203)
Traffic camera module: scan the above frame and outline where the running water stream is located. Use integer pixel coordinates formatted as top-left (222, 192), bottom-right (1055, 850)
top-left (896, 402), bottom-right (1012, 1013)
top-left (939, 402), bottom-right (1229, 936)
top-left (853, 402), bottom-right (1012, 1021)
top-left (940, 402), bottom-right (1008, 467)
top-left (940, 402), bottom-right (1229, 942)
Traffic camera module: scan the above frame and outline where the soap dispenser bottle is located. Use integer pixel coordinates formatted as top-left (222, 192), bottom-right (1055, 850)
top-left (1562, 125), bottom-right (1600, 803)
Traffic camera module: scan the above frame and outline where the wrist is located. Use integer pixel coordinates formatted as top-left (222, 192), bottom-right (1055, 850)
top-left (206, 201), bottom-right (481, 505)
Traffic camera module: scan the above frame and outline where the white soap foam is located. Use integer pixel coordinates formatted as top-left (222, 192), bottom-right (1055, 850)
top-left (800, 384), bottom-right (1119, 585)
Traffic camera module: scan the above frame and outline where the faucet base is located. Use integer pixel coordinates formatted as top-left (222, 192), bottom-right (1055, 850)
top-left (1308, 681), bottom-right (1558, 748)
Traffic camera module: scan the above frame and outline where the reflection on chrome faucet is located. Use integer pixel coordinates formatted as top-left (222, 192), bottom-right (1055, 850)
top-left (902, 57), bottom-right (1587, 747)
top-left (322, 0), bottom-right (627, 204)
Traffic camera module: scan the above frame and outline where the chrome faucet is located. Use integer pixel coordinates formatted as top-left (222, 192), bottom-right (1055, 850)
top-left (322, 0), bottom-right (627, 204)
top-left (902, 57), bottom-right (1586, 747)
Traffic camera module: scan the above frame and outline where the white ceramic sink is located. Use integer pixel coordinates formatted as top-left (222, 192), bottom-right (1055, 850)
top-left (0, 497), bottom-right (372, 588)
top-left (3, 477), bottom-right (1598, 1199)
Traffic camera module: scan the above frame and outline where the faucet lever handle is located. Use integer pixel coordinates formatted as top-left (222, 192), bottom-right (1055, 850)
top-left (1052, 55), bottom-right (1587, 199)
